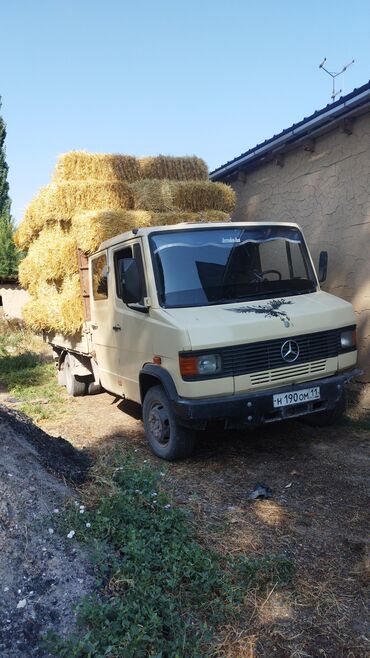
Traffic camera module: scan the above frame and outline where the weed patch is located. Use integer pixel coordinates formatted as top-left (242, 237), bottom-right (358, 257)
top-left (47, 456), bottom-right (294, 657)
top-left (0, 321), bottom-right (67, 421)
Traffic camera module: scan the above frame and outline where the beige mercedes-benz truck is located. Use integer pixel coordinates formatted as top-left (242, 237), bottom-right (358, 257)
top-left (49, 221), bottom-right (359, 460)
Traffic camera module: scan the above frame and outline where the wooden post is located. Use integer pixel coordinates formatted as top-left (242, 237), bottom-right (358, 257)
top-left (77, 248), bottom-right (91, 321)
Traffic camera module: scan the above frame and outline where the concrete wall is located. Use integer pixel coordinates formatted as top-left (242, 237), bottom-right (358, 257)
top-left (230, 111), bottom-right (370, 379)
top-left (0, 283), bottom-right (29, 319)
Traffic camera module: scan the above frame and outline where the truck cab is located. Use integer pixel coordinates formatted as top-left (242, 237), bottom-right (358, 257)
top-left (53, 221), bottom-right (358, 459)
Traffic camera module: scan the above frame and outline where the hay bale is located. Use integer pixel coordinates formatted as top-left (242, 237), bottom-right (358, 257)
top-left (72, 210), bottom-right (151, 254)
top-left (18, 227), bottom-right (78, 293)
top-left (131, 179), bottom-right (235, 214)
top-left (174, 181), bottom-right (235, 213)
top-left (149, 210), bottom-right (230, 226)
top-left (139, 156), bottom-right (208, 181)
top-left (22, 282), bottom-right (62, 333)
top-left (53, 151), bottom-right (141, 183)
top-left (22, 275), bottom-right (84, 335)
top-left (130, 180), bottom-right (176, 212)
top-left (40, 181), bottom-right (135, 222)
top-left (16, 181), bottom-right (135, 248)
top-left (58, 275), bottom-right (85, 334)
top-left (14, 187), bottom-right (51, 251)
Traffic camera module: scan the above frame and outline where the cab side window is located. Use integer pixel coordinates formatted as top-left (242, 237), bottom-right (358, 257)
top-left (91, 254), bottom-right (108, 300)
top-left (114, 244), bottom-right (147, 305)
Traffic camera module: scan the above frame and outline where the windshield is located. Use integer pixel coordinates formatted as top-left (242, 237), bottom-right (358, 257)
top-left (149, 226), bottom-right (317, 308)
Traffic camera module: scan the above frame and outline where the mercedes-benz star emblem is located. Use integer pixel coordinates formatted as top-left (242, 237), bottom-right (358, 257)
top-left (281, 339), bottom-right (300, 363)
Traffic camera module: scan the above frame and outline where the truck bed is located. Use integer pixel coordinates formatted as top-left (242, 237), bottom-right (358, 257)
top-left (45, 326), bottom-right (92, 355)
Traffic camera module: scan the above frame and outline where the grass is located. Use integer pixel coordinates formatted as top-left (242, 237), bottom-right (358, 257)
top-left (0, 319), bottom-right (67, 421)
top-left (45, 454), bottom-right (294, 658)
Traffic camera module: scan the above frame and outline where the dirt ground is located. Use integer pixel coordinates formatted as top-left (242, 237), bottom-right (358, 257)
top-left (0, 385), bottom-right (369, 657)
top-left (37, 390), bottom-right (370, 658)
top-left (0, 405), bottom-right (93, 658)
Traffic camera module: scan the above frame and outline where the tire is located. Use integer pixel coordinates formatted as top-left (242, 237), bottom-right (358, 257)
top-left (301, 390), bottom-right (346, 427)
top-left (87, 380), bottom-right (102, 395)
top-left (64, 353), bottom-right (86, 397)
top-left (142, 385), bottom-right (196, 460)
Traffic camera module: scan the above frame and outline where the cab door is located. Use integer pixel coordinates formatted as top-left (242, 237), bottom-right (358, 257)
top-left (90, 250), bottom-right (121, 394)
top-left (111, 239), bottom-right (154, 402)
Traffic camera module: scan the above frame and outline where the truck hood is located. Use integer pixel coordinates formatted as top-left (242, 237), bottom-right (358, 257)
top-left (162, 291), bottom-right (355, 351)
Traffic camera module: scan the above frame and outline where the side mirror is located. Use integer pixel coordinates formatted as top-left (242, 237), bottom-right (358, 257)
top-left (318, 251), bottom-right (328, 283)
top-left (119, 258), bottom-right (142, 304)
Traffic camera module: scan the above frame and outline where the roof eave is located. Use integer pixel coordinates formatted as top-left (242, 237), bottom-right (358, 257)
top-left (210, 86), bottom-right (370, 181)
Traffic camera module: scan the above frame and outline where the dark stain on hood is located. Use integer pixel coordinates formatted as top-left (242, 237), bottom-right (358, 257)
top-left (227, 298), bottom-right (293, 324)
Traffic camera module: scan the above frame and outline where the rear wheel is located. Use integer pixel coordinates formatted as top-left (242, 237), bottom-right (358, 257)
top-left (143, 385), bottom-right (196, 460)
top-left (87, 380), bottom-right (102, 395)
top-left (64, 353), bottom-right (86, 397)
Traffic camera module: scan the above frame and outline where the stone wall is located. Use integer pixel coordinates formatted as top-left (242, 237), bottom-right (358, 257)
top-left (0, 283), bottom-right (29, 320)
top-left (230, 111), bottom-right (370, 379)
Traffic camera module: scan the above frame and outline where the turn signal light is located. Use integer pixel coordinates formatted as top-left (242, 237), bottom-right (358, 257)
top-left (179, 355), bottom-right (198, 376)
top-left (179, 354), bottom-right (222, 377)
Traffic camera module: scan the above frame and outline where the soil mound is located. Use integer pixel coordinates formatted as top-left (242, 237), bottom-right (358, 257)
top-left (0, 406), bottom-right (93, 657)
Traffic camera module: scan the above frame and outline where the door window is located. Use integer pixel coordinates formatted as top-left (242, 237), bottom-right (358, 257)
top-left (114, 244), bottom-right (147, 304)
top-left (91, 254), bottom-right (108, 300)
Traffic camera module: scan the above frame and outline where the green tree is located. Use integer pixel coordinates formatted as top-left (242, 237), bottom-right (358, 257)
top-left (0, 97), bottom-right (19, 277)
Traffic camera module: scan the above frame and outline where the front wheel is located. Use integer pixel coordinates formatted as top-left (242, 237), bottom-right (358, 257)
top-left (142, 385), bottom-right (196, 460)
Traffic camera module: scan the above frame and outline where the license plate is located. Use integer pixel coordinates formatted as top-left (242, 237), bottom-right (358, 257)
top-left (273, 386), bottom-right (321, 408)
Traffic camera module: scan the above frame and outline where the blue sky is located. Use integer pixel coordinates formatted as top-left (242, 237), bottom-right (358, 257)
top-left (1, 0), bottom-right (370, 224)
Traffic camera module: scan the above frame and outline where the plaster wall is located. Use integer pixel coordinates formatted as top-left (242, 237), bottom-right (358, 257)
top-left (230, 111), bottom-right (370, 379)
top-left (0, 284), bottom-right (30, 319)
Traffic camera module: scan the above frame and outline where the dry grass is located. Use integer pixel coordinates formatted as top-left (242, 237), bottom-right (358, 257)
top-left (18, 226), bottom-right (78, 293)
top-left (52, 151), bottom-right (141, 183)
top-left (72, 209), bottom-right (151, 254)
top-left (139, 155), bottom-right (208, 181)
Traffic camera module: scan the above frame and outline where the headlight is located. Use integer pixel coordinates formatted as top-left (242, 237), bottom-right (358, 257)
top-left (179, 353), bottom-right (222, 377)
top-left (341, 328), bottom-right (356, 349)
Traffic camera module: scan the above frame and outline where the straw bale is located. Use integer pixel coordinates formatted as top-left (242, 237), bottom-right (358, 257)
top-left (40, 181), bottom-right (135, 223)
top-left (130, 180), bottom-right (176, 212)
top-left (131, 179), bottom-right (235, 214)
top-left (14, 186), bottom-right (51, 250)
top-left (58, 275), bottom-right (85, 334)
top-left (53, 151), bottom-right (141, 183)
top-left (18, 227), bottom-right (78, 293)
top-left (149, 210), bottom-right (230, 226)
top-left (22, 275), bottom-right (84, 335)
top-left (22, 282), bottom-right (62, 333)
top-left (72, 210), bottom-right (151, 254)
top-left (174, 181), bottom-right (235, 213)
top-left (139, 156), bottom-right (208, 181)
top-left (16, 180), bottom-right (136, 250)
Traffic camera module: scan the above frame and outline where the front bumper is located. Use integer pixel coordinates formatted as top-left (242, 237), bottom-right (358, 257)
top-left (172, 369), bottom-right (361, 429)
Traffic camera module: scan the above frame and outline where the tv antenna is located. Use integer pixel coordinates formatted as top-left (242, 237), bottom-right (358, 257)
top-left (319, 58), bottom-right (355, 102)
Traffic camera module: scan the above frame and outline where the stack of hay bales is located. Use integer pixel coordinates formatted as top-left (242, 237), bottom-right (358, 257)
top-left (15, 151), bottom-right (235, 335)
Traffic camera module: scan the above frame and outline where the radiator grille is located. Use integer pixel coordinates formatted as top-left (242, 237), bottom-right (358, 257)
top-left (250, 358), bottom-right (327, 386)
top-left (219, 328), bottom-right (340, 377)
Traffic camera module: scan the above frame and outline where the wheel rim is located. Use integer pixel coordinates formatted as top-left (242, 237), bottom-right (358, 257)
top-left (148, 401), bottom-right (170, 446)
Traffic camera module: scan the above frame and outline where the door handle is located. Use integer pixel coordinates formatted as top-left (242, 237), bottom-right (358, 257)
top-left (112, 324), bottom-right (122, 331)
top-left (91, 323), bottom-right (98, 330)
